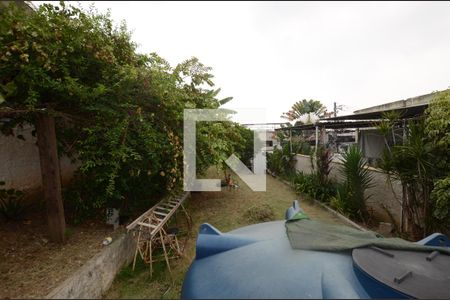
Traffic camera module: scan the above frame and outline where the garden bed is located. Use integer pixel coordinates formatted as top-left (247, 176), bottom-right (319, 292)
top-left (277, 175), bottom-right (397, 237)
top-left (0, 206), bottom-right (122, 299)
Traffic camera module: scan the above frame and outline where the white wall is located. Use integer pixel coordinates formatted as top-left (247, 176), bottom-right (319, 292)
top-left (294, 154), bottom-right (402, 226)
top-left (0, 125), bottom-right (78, 191)
top-left (257, 129), bottom-right (279, 153)
top-left (294, 154), bottom-right (314, 175)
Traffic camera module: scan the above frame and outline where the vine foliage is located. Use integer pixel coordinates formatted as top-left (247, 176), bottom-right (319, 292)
top-left (0, 2), bottom-right (254, 226)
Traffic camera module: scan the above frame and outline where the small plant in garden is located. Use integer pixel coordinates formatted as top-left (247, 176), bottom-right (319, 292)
top-left (333, 145), bottom-right (373, 221)
top-left (291, 146), bottom-right (335, 202)
top-left (330, 184), bottom-right (355, 218)
top-left (297, 141), bottom-right (312, 155)
top-left (293, 171), bottom-right (336, 202)
top-left (267, 143), bottom-right (298, 178)
top-left (0, 182), bottom-right (26, 221)
top-left (244, 203), bottom-right (275, 223)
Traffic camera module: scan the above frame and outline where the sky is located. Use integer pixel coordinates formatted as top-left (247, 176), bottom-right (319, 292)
top-left (36, 1), bottom-right (450, 124)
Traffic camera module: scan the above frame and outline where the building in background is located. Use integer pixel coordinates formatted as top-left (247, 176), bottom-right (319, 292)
top-left (241, 123), bottom-right (287, 153)
top-left (276, 89), bottom-right (446, 166)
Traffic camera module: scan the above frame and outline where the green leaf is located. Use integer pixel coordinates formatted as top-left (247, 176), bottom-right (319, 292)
top-left (219, 97), bottom-right (233, 105)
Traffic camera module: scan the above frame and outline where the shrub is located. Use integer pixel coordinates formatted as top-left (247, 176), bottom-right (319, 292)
top-left (1, 2), bottom-right (254, 225)
top-left (431, 176), bottom-right (450, 228)
top-left (330, 184), bottom-right (355, 217)
top-left (293, 172), bottom-right (336, 202)
top-left (1, 2), bottom-right (173, 223)
top-left (0, 182), bottom-right (26, 221)
top-left (426, 92), bottom-right (450, 232)
top-left (267, 143), bottom-right (297, 178)
top-left (244, 203), bottom-right (275, 223)
top-left (297, 141), bottom-right (312, 155)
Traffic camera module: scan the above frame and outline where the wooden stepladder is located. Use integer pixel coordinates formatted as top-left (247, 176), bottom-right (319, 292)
top-left (126, 192), bottom-right (191, 278)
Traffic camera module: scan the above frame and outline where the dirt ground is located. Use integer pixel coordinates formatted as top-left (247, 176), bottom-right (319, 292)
top-left (0, 206), bottom-right (122, 299)
top-left (105, 170), bottom-right (347, 299)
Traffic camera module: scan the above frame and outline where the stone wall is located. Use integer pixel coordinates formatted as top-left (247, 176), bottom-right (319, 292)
top-left (294, 154), bottom-right (402, 226)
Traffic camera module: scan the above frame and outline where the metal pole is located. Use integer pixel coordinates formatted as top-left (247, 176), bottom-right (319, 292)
top-left (289, 128), bottom-right (292, 154)
top-left (315, 126), bottom-right (319, 154)
top-left (402, 119), bottom-right (407, 145)
top-left (333, 102), bottom-right (338, 152)
top-left (355, 128), bottom-right (360, 144)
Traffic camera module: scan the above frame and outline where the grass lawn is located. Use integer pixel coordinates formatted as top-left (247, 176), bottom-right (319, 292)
top-left (104, 169), bottom-right (345, 299)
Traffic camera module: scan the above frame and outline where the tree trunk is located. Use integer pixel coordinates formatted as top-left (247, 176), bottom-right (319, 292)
top-left (36, 114), bottom-right (66, 243)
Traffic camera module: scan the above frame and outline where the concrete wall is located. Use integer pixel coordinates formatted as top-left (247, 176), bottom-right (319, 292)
top-left (0, 124), bottom-right (78, 191)
top-left (258, 130), bottom-right (279, 153)
top-left (46, 232), bottom-right (136, 299)
top-left (294, 154), bottom-right (402, 226)
top-left (294, 154), bottom-right (314, 175)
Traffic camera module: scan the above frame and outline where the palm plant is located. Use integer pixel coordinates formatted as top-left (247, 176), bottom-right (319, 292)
top-left (376, 93), bottom-right (449, 238)
top-left (379, 119), bottom-right (435, 237)
top-left (337, 145), bottom-right (374, 221)
top-left (377, 111), bottom-right (403, 147)
top-left (281, 99), bottom-right (326, 123)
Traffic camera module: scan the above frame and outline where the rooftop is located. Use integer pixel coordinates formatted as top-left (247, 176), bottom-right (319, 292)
top-left (276, 89), bottom-right (448, 131)
top-left (325, 89), bottom-right (448, 121)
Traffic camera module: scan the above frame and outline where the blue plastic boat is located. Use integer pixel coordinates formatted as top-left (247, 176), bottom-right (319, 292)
top-left (181, 201), bottom-right (450, 299)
